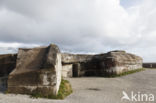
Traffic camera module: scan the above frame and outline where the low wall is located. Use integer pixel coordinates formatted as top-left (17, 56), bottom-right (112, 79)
top-left (143, 63), bottom-right (156, 68)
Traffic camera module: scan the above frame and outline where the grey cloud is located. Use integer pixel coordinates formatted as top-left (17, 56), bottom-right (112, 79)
top-left (0, 0), bottom-right (156, 62)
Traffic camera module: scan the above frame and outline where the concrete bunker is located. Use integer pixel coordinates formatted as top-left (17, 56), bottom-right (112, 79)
top-left (61, 50), bottom-right (143, 77)
top-left (0, 43), bottom-right (143, 97)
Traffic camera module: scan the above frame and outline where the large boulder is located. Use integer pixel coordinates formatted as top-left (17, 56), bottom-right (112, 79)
top-left (8, 44), bottom-right (62, 96)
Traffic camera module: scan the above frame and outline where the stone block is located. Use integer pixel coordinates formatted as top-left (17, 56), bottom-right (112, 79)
top-left (8, 44), bottom-right (62, 96)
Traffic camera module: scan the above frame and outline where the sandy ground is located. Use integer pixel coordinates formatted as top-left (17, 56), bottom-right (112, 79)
top-left (0, 69), bottom-right (156, 103)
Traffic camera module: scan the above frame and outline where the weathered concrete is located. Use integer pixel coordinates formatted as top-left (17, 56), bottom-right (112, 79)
top-left (62, 64), bottom-right (73, 78)
top-left (70, 50), bottom-right (143, 77)
top-left (8, 44), bottom-right (62, 96)
top-left (0, 44), bottom-right (143, 96)
top-left (99, 50), bottom-right (143, 75)
top-left (61, 53), bottom-right (93, 64)
top-left (61, 53), bottom-right (93, 78)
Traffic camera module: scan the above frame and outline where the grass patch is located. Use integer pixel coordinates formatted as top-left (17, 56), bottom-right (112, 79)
top-left (56, 79), bottom-right (73, 99)
top-left (104, 68), bottom-right (145, 78)
top-left (4, 90), bottom-right (8, 94)
top-left (145, 68), bottom-right (156, 69)
top-left (30, 79), bottom-right (73, 99)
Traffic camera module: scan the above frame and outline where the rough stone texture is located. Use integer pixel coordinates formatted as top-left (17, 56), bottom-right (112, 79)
top-left (143, 63), bottom-right (156, 68)
top-left (100, 50), bottom-right (143, 75)
top-left (61, 53), bottom-right (93, 77)
top-left (8, 44), bottom-right (62, 96)
top-left (70, 51), bottom-right (143, 77)
top-left (0, 54), bottom-right (17, 91)
top-left (61, 53), bottom-right (93, 64)
top-left (62, 64), bottom-right (73, 78)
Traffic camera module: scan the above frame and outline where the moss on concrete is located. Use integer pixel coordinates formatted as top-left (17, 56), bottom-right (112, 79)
top-left (104, 68), bottom-right (145, 78)
top-left (30, 79), bottom-right (73, 99)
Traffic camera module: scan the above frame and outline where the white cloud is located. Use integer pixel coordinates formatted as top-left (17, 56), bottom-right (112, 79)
top-left (0, 42), bottom-right (39, 48)
top-left (0, 0), bottom-right (156, 62)
top-left (0, 42), bottom-right (40, 54)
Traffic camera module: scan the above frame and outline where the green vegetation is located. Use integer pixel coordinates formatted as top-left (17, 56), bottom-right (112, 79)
top-left (145, 68), bottom-right (156, 69)
top-left (30, 79), bottom-right (73, 99)
top-left (104, 68), bottom-right (146, 78)
top-left (4, 90), bottom-right (8, 94)
top-left (56, 79), bottom-right (73, 99)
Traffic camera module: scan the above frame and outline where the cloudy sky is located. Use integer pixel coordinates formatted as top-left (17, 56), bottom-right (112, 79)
top-left (0, 0), bottom-right (156, 62)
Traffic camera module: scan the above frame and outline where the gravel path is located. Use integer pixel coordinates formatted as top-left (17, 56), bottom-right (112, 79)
top-left (0, 69), bottom-right (156, 103)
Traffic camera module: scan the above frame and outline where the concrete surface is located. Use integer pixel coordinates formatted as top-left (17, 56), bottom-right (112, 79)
top-left (8, 44), bottom-right (62, 96)
top-left (0, 69), bottom-right (156, 103)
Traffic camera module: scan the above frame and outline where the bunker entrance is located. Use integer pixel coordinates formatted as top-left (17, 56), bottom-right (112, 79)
top-left (72, 62), bottom-right (106, 77)
top-left (0, 70), bottom-right (14, 92)
top-left (0, 54), bottom-right (17, 92)
top-left (0, 68), bottom-right (15, 92)
top-left (0, 76), bottom-right (8, 92)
